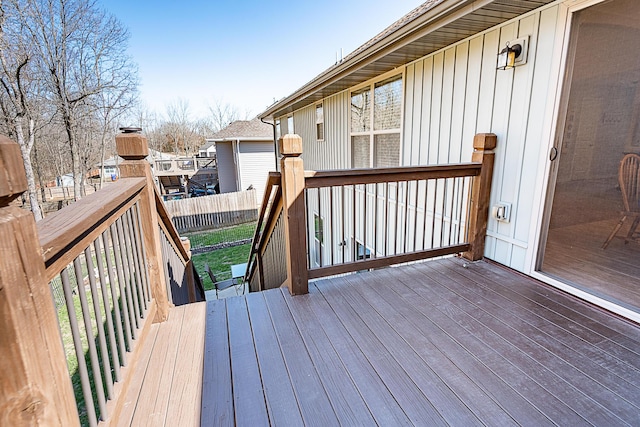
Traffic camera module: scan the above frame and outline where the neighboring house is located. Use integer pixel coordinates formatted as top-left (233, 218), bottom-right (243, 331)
top-left (209, 118), bottom-right (275, 203)
top-left (260, 0), bottom-right (640, 322)
top-left (199, 140), bottom-right (216, 157)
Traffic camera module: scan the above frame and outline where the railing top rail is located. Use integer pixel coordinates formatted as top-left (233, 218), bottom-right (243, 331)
top-left (38, 177), bottom-right (146, 280)
top-left (154, 185), bottom-right (190, 262)
top-left (304, 162), bottom-right (482, 188)
top-left (245, 172), bottom-right (281, 281)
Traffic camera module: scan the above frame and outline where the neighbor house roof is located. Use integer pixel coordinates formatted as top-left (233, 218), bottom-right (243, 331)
top-left (208, 118), bottom-right (273, 142)
top-left (260, 0), bottom-right (555, 119)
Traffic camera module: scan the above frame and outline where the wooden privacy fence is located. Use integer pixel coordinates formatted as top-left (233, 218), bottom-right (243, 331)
top-left (246, 133), bottom-right (496, 295)
top-left (0, 131), bottom-right (203, 426)
top-left (164, 189), bottom-right (258, 233)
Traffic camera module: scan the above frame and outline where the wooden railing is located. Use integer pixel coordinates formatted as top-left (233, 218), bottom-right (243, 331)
top-left (0, 131), bottom-right (203, 426)
top-left (246, 133), bottom-right (496, 295)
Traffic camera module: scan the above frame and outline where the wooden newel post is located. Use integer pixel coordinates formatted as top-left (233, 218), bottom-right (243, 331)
top-left (279, 134), bottom-right (308, 295)
top-left (116, 129), bottom-right (171, 322)
top-left (0, 135), bottom-right (79, 426)
top-left (463, 133), bottom-right (497, 261)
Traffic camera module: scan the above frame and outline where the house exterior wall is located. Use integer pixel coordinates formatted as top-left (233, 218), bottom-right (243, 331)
top-left (290, 3), bottom-right (562, 274)
top-left (237, 141), bottom-right (275, 204)
top-left (216, 141), bottom-right (238, 194)
top-left (401, 5), bottom-right (561, 271)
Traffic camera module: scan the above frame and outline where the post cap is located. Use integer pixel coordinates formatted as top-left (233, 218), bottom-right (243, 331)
top-left (0, 135), bottom-right (28, 204)
top-left (278, 134), bottom-right (303, 157)
top-left (473, 133), bottom-right (497, 151)
top-left (116, 131), bottom-right (149, 160)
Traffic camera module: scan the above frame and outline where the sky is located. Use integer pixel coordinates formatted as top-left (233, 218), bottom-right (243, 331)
top-left (98, 0), bottom-right (427, 121)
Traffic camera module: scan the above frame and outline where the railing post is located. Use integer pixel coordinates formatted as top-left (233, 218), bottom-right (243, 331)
top-left (116, 129), bottom-right (171, 322)
top-left (279, 134), bottom-right (308, 295)
top-left (181, 237), bottom-right (197, 303)
top-left (463, 133), bottom-right (497, 261)
top-left (0, 135), bottom-right (79, 426)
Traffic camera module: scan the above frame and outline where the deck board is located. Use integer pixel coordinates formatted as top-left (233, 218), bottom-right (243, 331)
top-left (194, 258), bottom-right (640, 426)
top-left (110, 302), bottom-right (206, 427)
top-left (200, 300), bottom-right (233, 426)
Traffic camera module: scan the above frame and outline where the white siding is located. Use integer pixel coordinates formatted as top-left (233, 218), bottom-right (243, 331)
top-left (238, 141), bottom-right (275, 204)
top-left (216, 141), bottom-right (238, 194)
top-left (401, 5), bottom-right (560, 271)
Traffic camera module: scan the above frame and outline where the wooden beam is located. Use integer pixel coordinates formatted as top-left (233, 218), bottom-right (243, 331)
top-left (304, 163), bottom-right (481, 188)
top-left (463, 133), bottom-right (497, 261)
top-left (280, 134), bottom-right (309, 295)
top-left (0, 136), bottom-right (79, 426)
top-left (117, 131), bottom-right (172, 322)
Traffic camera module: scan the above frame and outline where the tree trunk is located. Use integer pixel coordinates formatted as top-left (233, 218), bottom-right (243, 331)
top-left (15, 117), bottom-right (44, 220)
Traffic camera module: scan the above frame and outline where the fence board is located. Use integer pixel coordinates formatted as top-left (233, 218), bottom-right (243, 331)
top-left (165, 190), bottom-right (258, 233)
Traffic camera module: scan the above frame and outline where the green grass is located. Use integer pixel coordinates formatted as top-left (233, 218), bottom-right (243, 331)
top-left (184, 222), bottom-right (256, 249)
top-left (192, 243), bottom-right (251, 290)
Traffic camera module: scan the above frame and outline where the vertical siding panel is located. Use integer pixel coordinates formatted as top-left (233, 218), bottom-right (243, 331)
top-left (514, 6), bottom-right (559, 244)
top-left (419, 57), bottom-right (434, 165)
top-left (440, 48), bottom-right (456, 163)
top-left (429, 52), bottom-right (444, 164)
top-left (462, 35), bottom-right (484, 162)
top-left (450, 42), bottom-right (469, 163)
top-left (404, 63), bottom-right (416, 166)
top-left (410, 61), bottom-right (424, 165)
top-left (476, 29), bottom-right (500, 132)
top-left (488, 22), bottom-right (518, 263)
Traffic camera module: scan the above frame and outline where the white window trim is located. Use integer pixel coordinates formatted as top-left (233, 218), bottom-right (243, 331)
top-left (349, 69), bottom-right (405, 168)
top-left (316, 102), bottom-right (325, 142)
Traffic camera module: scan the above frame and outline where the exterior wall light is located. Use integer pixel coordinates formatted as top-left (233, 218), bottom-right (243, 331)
top-left (497, 37), bottom-right (529, 70)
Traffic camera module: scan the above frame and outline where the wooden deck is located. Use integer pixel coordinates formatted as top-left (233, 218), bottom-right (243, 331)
top-left (201, 257), bottom-right (640, 426)
top-left (110, 302), bottom-right (207, 426)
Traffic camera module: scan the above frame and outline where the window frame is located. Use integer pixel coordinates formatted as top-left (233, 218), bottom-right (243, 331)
top-left (349, 70), bottom-right (404, 169)
top-left (316, 102), bottom-right (324, 142)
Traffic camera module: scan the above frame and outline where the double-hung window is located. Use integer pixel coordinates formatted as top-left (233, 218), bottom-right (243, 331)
top-left (350, 74), bottom-right (402, 168)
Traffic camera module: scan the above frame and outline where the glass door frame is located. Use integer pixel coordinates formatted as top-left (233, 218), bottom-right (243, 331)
top-left (526, 0), bottom-right (640, 323)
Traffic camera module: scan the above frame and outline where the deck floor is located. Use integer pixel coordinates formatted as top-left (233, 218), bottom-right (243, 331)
top-left (201, 257), bottom-right (640, 426)
top-left (113, 302), bottom-right (206, 426)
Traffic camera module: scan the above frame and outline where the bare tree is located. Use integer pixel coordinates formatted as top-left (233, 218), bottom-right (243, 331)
top-left (0, 0), bottom-right (43, 219)
top-left (207, 98), bottom-right (245, 133)
top-left (23, 0), bottom-right (138, 200)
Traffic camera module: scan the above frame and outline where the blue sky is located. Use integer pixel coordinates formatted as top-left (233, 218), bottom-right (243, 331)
top-left (98, 0), bottom-right (426, 120)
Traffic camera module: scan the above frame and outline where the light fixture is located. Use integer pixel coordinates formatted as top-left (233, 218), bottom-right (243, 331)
top-left (496, 37), bottom-right (528, 70)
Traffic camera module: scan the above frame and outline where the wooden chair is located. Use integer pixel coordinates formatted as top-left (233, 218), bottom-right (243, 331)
top-left (204, 263), bottom-right (240, 299)
top-left (602, 153), bottom-right (640, 249)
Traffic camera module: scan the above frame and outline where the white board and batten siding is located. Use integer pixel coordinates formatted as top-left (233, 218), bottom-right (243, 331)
top-left (402, 5), bottom-right (561, 271)
top-left (215, 141), bottom-right (238, 194)
top-left (237, 141), bottom-right (276, 203)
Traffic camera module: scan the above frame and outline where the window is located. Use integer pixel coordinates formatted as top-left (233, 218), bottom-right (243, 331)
top-left (314, 213), bottom-right (324, 266)
top-left (350, 74), bottom-right (402, 168)
top-left (275, 119), bottom-right (281, 140)
top-left (287, 115), bottom-right (294, 134)
top-left (316, 103), bottom-right (324, 141)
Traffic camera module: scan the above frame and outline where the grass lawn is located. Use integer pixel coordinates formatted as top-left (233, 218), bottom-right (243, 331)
top-left (184, 222), bottom-right (256, 249)
top-left (192, 243), bottom-right (251, 290)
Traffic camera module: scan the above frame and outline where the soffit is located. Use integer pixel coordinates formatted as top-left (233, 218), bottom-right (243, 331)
top-left (261, 0), bottom-right (555, 119)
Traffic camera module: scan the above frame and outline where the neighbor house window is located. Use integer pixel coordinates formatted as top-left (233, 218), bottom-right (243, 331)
top-left (350, 74), bottom-right (402, 168)
top-left (287, 115), bottom-right (294, 134)
top-left (316, 103), bottom-right (324, 141)
top-left (275, 119), bottom-right (281, 140)
top-left (314, 213), bottom-right (324, 266)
